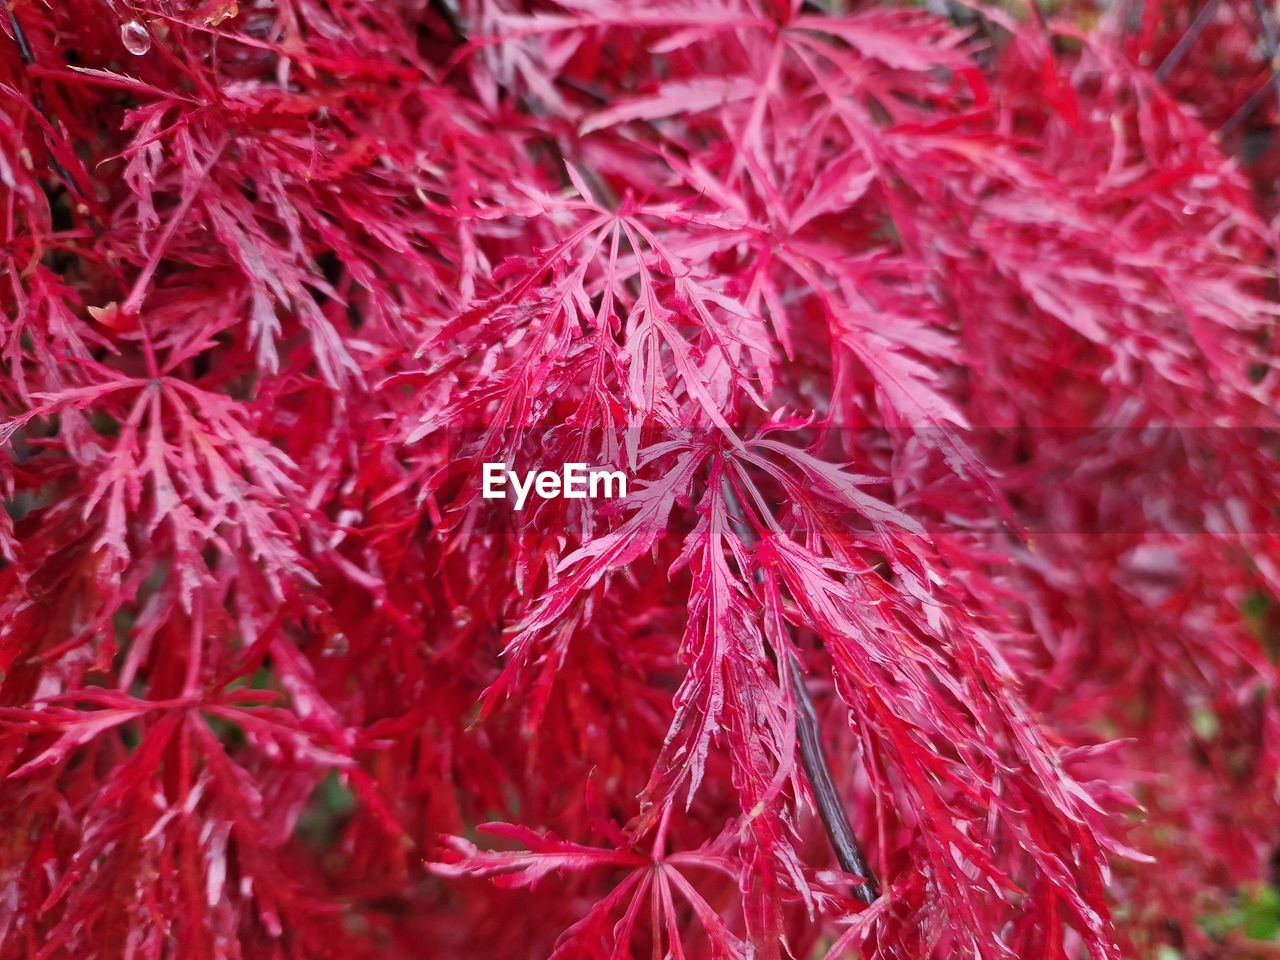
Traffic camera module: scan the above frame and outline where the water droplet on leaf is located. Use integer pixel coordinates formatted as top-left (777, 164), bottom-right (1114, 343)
top-left (120, 21), bottom-right (152, 55)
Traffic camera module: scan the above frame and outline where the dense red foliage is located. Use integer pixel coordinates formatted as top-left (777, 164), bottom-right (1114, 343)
top-left (1, 1), bottom-right (1277, 957)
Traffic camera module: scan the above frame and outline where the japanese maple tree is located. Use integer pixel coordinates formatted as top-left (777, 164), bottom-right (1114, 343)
top-left (1, 0), bottom-right (1277, 958)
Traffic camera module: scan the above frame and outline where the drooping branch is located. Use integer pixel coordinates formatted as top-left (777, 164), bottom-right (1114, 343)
top-left (721, 479), bottom-right (880, 905)
top-left (786, 648), bottom-right (881, 904)
top-left (424, 1), bottom-right (876, 904)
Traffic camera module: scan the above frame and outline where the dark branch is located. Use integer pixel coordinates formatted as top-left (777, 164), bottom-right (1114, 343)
top-left (787, 651), bottom-right (880, 904)
top-left (3, 5), bottom-right (82, 200)
top-left (1155, 0), bottom-right (1222, 82)
top-left (1219, 71), bottom-right (1280, 137)
top-left (721, 480), bottom-right (880, 905)
top-left (1253, 0), bottom-right (1279, 52)
top-left (1249, 0), bottom-right (1280, 116)
top-left (4, 3), bottom-right (34, 64)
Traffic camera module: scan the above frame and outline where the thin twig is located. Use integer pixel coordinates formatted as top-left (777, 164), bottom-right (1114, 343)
top-left (1120, 0), bottom-right (1146, 36)
top-left (1219, 71), bottom-right (1280, 137)
top-left (5, 2), bottom-right (34, 64)
top-left (1155, 0), bottom-right (1222, 82)
top-left (1253, 0), bottom-right (1279, 52)
top-left (1215, 0), bottom-right (1280, 135)
top-left (787, 650), bottom-right (880, 904)
top-left (721, 479), bottom-right (880, 905)
top-left (2, 5), bottom-right (83, 199)
top-left (1249, 0), bottom-right (1280, 115)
